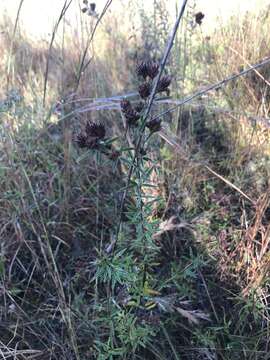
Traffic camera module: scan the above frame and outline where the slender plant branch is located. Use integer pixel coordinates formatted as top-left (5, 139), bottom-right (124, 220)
top-left (113, 0), bottom-right (189, 252)
top-left (6, 0), bottom-right (25, 91)
top-left (43, 0), bottom-right (73, 107)
top-left (151, 56), bottom-right (270, 122)
top-left (74, 0), bottom-right (113, 93)
top-left (143, 0), bottom-right (189, 123)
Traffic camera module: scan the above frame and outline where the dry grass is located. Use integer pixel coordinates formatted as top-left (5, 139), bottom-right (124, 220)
top-left (0, 1), bottom-right (270, 359)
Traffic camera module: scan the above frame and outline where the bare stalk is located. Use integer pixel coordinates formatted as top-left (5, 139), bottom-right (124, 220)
top-left (6, 0), bottom-right (25, 91)
top-left (152, 56), bottom-right (270, 121)
top-left (43, 0), bottom-right (73, 107)
top-left (74, 0), bottom-right (113, 93)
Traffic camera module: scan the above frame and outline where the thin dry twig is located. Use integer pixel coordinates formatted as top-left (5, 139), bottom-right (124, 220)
top-left (228, 46), bottom-right (270, 88)
top-left (74, 0), bottom-right (113, 92)
top-left (152, 56), bottom-right (270, 121)
top-left (43, 0), bottom-right (73, 106)
top-left (6, 0), bottom-right (25, 90)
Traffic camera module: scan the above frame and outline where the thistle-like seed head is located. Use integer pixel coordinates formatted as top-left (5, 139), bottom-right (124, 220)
top-left (85, 137), bottom-right (99, 149)
top-left (138, 82), bottom-right (152, 99)
top-left (120, 99), bottom-right (132, 113)
top-left (120, 99), bottom-right (140, 125)
top-left (195, 12), bottom-right (204, 25)
top-left (76, 133), bottom-right (87, 148)
top-left (85, 121), bottom-right (106, 139)
top-left (134, 101), bottom-right (144, 113)
top-left (75, 120), bottom-right (106, 150)
top-left (90, 3), bottom-right (96, 11)
top-left (136, 60), bottom-right (159, 79)
top-left (146, 118), bottom-right (162, 133)
top-left (147, 61), bottom-right (159, 79)
top-left (157, 75), bottom-right (172, 94)
top-left (136, 61), bottom-right (149, 79)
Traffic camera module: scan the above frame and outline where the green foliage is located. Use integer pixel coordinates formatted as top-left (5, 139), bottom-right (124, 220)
top-left (93, 250), bottom-right (137, 290)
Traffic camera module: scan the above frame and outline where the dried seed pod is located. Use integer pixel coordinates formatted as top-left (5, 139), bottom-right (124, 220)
top-left (195, 12), bottom-right (204, 25)
top-left (146, 118), bottom-right (162, 133)
top-left (140, 148), bottom-right (147, 156)
top-left (90, 2), bottom-right (96, 11)
top-left (136, 60), bottom-right (159, 79)
top-left (134, 101), bottom-right (145, 113)
top-left (157, 75), bottom-right (171, 94)
top-left (120, 99), bottom-right (140, 125)
top-left (76, 133), bottom-right (87, 148)
top-left (136, 61), bottom-right (149, 79)
top-left (85, 121), bottom-right (106, 139)
top-left (125, 111), bottom-right (140, 125)
top-left (75, 132), bottom-right (99, 150)
top-left (120, 99), bottom-right (132, 113)
top-left (147, 61), bottom-right (159, 79)
top-left (75, 120), bottom-right (106, 150)
top-left (138, 82), bottom-right (152, 99)
top-left (85, 137), bottom-right (99, 149)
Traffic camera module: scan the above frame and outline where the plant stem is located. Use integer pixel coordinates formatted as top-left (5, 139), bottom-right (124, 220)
top-left (113, 0), bottom-right (189, 253)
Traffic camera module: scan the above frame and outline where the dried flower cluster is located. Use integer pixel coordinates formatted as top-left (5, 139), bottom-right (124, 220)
top-left (136, 61), bottom-right (159, 80)
top-left (76, 121), bottom-right (105, 149)
top-left (138, 82), bottom-right (152, 99)
top-left (136, 60), bottom-right (171, 100)
top-left (146, 118), bottom-right (162, 133)
top-left (75, 59), bottom-right (172, 154)
top-left (75, 120), bottom-right (120, 159)
top-left (81, 0), bottom-right (98, 17)
top-left (120, 99), bottom-right (141, 126)
top-left (120, 59), bottom-right (171, 133)
top-left (195, 12), bottom-right (204, 25)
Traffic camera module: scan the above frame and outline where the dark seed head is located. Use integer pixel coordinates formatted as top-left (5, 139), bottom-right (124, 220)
top-left (85, 121), bottom-right (106, 139)
top-left (134, 101), bottom-right (144, 113)
top-left (195, 12), bottom-right (204, 25)
top-left (157, 75), bottom-right (171, 94)
top-left (76, 133), bottom-right (87, 148)
top-left (75, 132), bottom-right (99, 150)
top-left (85, 137), bottom-right (99, 149)
top-left (140, 148), bottom-right (147, 156)
top-left (146, 118), bottom-right (162, 133)
top-left (136, 60), bottom-right (159, 79)
top-left (120, 99), bottom-right (140, 125)
top-left (136, 61), bottom-right (149, 79)
top-left (125, 111), bottom-right (140, 125)
top-left (138, 82), bottom-right (152, 99)
top-left (147, 61), bottom-right (159, 79)
top-left (75, 120), bottom-right (106, 150)
top-left (120, 99), bottom-right (132, 113)
top-left (90, 3), bottom-right (96, 11)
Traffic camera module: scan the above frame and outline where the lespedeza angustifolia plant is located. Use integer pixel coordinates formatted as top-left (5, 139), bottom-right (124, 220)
top-left (74, 59), bottom-right (171, 357)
